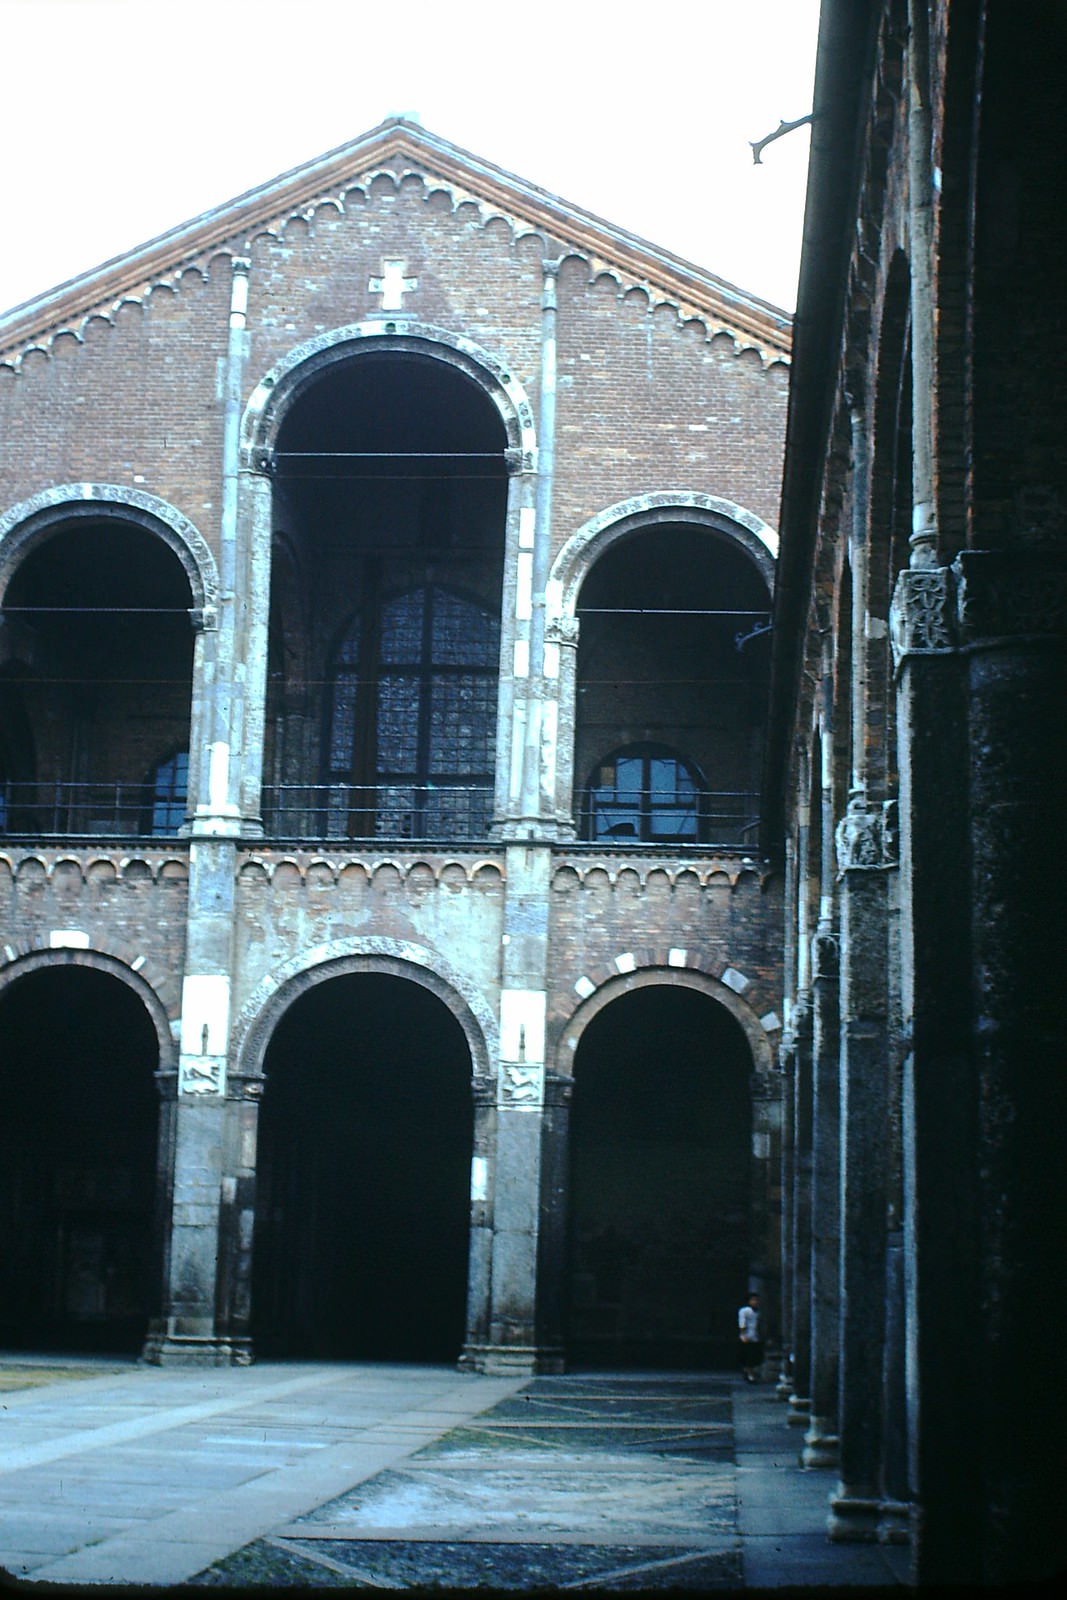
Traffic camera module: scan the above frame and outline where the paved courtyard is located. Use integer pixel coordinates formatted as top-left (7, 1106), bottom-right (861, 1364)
top-left (0, 1357), bottom-right (907, 1589)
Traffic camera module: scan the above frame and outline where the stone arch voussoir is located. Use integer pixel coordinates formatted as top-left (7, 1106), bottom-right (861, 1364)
top-left (555, 963), bottom-right (775, 1080)
top-left (241, 322), bottom-right (537, 467)
top-left (232, 937), bottom-right (497, 1083)
top-left (0, 484), bottom-right (219, 616)
top-left (549, 493), bottom-right (777, 618)
top-left (0, 946), bottom-right (178, 1076)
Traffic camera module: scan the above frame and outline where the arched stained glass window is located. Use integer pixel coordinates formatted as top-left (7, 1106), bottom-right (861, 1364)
top-left (326, 585), bottom-right (499, 838)
top-left (584, 745), bottom-right (704, 843)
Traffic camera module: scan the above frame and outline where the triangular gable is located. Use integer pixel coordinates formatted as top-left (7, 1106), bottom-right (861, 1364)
top-left (0, 118), bottom-right (791, 364)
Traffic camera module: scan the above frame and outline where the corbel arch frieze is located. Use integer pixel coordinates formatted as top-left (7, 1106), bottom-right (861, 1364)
top-left (548, 493), bottom-right (778, 620)
top-left (0, 484), bottom-right (219, 617)
top-left (240, 321), bottom-right (537, 468)
top-left (231, 936), bottom-right (498, 1083)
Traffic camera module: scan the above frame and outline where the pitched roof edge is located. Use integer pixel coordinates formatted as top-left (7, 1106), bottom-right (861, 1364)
top-left (0, 118), bottom-right (791, 360)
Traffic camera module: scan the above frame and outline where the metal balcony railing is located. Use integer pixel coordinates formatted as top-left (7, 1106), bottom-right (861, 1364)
top-left (261, 782), bottom-right (496, 842)
top-left (0, 781), bottom-right (185, 838)
top-left (584, 790), bottom-right (760, 848)
top-left (0, 778), bottom-right (760, 849)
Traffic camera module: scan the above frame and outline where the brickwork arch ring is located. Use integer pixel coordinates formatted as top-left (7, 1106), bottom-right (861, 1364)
top-left (0, 484), bottom-right (219, 614)
top-left (0, 947), bottom-right (178, 1079)
top-left (554, 966), bottom-right (775, 1079)
top-left (231, 937), bottom-right (498, 1084)
top-left (240, 322), bottom-right (537, 465)
top-left (549, 493), bottom-right (777, 618)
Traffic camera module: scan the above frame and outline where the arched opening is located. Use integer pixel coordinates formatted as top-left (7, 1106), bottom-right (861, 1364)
top-left (0, 520), bottom-right (194, 836)
top-left (566, 985), bottom-right (754, 1368)
top-left (252, 972), bottom-right (474, 1359)
top-left (583, 743), bottom-right (707, 843)
top-left (0, 964), bottom-right (162, 1352)
top-left (575, 524), bottom-right (772, 847)
top-left (262, 352), bottom-right (508, 840)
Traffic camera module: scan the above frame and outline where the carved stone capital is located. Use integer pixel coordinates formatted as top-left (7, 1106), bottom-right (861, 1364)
top-left (835, 797), bottom-right (898, 871)
top-left (792, 990), bottom-right (814, 1042)
top-left (812, 932), bottom-right (840, 982)
top-left (545, 615), bottom-right (580, 648)
top-left (225, 1073), bottom-right (264, 1102)
top-left (954, 548), bottom-right (1067, 644)
top-left (889, 565), bottom-right (956, 666)
top-left (542, 1072), bottom-right (574, 1108)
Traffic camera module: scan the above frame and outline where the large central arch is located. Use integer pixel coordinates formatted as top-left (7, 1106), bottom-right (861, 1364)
top-left (238, 323), bottom-right (537, 836)
top-left (250, 968), bottom-right (476, 1360)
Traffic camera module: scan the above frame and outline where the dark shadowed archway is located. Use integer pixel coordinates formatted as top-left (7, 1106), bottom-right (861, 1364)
top-left (252, 972), bottom-right (473, 1360)
top-left (0, 964), bottom-right (162, 1352)
top-left (566, 984), bottom-right (753, 1368)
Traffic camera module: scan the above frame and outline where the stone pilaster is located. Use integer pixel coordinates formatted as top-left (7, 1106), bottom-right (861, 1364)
top-left (464, 843), bottom-right (553, 1373)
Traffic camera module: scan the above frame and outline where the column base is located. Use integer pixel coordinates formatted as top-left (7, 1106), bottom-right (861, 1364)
top-left (828, 1493), bottom-right (881, 1542)
top-left (802, 1415), bottom-right (839, 1467)
top-left (786, 1393), bottom-right (811, 1427)
top-left (142, 1329), bottom-right (254, 1367)
top-left (458, 1343), bottom-right (562, 1375)
top-left (827, 1494), bottom-right (913, 1544)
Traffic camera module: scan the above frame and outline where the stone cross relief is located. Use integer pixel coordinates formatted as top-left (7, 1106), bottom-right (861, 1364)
top-left (368, 259), bottom-right (418, 311)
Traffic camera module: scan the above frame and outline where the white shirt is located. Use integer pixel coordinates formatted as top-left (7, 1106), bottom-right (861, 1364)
top-left (739, 1304), bottom-right (760, 1341)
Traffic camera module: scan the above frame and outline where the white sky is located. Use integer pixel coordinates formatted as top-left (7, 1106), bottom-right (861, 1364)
top-left (0, 0), bottom-right (819, 320)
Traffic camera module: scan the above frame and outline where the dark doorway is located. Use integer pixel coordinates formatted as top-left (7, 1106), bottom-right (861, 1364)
top-left (566, 985), bottom-right (752, 1368)
top-left (0, 964), bottom-right (162, 1352)
top-left (252, 973), bottom-right (474, 1360)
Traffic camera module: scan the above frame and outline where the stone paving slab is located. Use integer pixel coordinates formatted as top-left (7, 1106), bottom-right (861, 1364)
top-left (0, 1360), bottom-right (910, 1590)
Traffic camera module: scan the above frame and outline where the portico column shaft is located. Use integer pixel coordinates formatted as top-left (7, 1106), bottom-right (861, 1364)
top-left (803, 928), bottom-right (840, 1467)
top-left (787, 995), bottom-right (813, 1427)
top-left (892, 565), bottom-right (982, 1582)
top-left (830, 833), bottom-right (891, 1536)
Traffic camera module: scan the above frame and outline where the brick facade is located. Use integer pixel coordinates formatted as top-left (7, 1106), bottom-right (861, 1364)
top-left (0, 120), bottom-right (787, 1374)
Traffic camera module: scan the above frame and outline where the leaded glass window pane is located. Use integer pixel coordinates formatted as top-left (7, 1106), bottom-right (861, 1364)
top-left (428, 674), bottom-right (496, 773)
top-left (376, 676), bottom-right (421, 770)
top-left (329, 674), bottom-right (359, 770)
top-left (380, 591), bottom-right (425, 664)
top-left (432, 589), bottom-right (498, 666)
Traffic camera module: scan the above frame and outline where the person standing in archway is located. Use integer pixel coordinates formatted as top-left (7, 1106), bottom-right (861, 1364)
top-left (738, 1291), bottom-right (763, 1383)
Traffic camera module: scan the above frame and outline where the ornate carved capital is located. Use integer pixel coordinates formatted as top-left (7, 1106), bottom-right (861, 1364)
top-left (954, 549), bottom-right (1067, 644)
top-left (545, 615), bottom-right (580, 648)
top-left (835, 797), bottom-right (898, 871)
top-left (889, 565), bottom-right (956, 665)
top-left (225, 1073), bottom-right (264, 1102)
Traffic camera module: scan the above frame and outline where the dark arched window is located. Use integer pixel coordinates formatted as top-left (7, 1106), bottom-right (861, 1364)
top-left (143, 751), bottom-right (188, 835)
top-left (326, 585), bottom-right (499, 838)
top-left (583, 745), bottom-right (705, 843)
